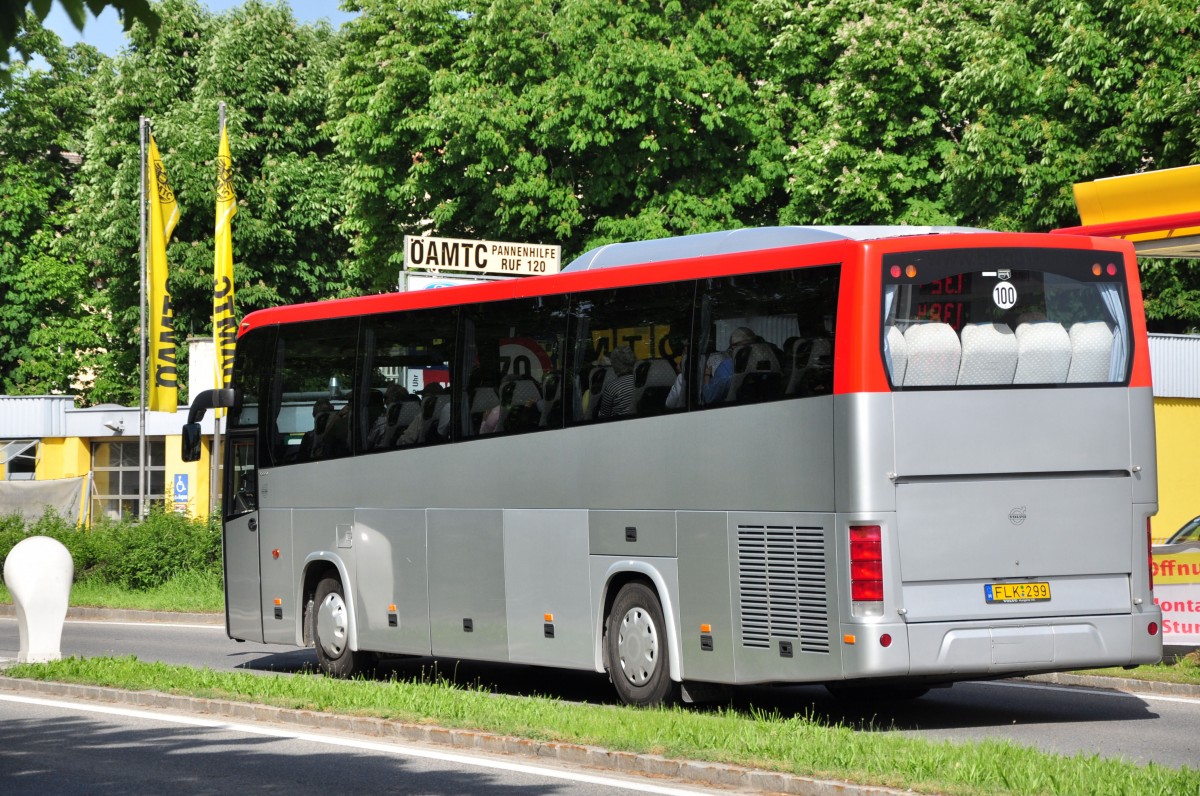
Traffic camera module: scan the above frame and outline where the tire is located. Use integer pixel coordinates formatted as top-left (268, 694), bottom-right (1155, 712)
top-left (313, 576), bottom-right (370, 678)
top-left (605, 582), bottom-right (676, 707)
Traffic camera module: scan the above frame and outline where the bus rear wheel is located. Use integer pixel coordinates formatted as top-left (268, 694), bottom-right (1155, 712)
top-left (313, 576), bottom-right (369, 678)
top-left (605, 582), bottom-right (676, 707)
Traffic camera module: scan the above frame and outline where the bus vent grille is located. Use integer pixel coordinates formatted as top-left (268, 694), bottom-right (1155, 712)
top-left (736, 524), bottom-right (829, 653)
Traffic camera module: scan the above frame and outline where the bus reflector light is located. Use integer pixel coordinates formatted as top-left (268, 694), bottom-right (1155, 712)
top-left (880, 633), bottom-right (892, 648)
top-left (700, 623), bottom-right (711, 633)
top-left (851, 561), bottom-right (883, 580)
top-left (852, 580), bottom-right (884, 601)
top-left (272, 548), bottom-right (280, 559)
top-left (273, 598), bottom-right (282, 606)
top-left (388, 604), bottom-right (397, 612)
top-left (1148, 622), bottom-right (1159, 636)
top-left (544, 613), bottom-right (554, 622)
top-left (843, 634), bottom-right (856, 645)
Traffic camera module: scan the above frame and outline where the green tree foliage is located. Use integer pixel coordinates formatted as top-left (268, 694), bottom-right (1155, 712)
top-left (0, 20), bottom-right (103, 394)
top-left (69, 0), bottom-right (352, 404)
top-left (1, 1), bottom-right (158, 76)
top-left (762, 0), bottom-right (980, 226)
top-left (5, 0), bottom-right (1200, 395)
top-left (332, 0), bottom-right (783, 290)
top-left (942, 0), bottom-right (1200, 232)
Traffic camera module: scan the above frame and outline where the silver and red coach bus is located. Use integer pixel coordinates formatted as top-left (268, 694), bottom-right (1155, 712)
top-left (185, 226), bottom-right (1162, 704)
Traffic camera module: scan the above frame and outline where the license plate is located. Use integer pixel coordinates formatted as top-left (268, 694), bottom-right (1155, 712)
top-left (985, 582), bottom-right (1051, 604)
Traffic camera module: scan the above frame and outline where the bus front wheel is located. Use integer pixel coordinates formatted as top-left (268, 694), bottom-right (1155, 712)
top-left (313, 576), bottom-right (369, 678)
top-left (605, 582), bottom-right (676, 707)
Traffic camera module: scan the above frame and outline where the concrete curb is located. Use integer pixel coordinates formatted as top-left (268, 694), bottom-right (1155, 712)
top-left (1021, 671), bottom-right (1200, 698)
top-left (0, 676), bottom-right (906, 796)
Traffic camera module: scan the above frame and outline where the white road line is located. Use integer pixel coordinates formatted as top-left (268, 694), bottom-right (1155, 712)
top-left (981, 678), bottom-right (1200, 705)
top-left (0, 692), bottom-right (714, 795)
top-left (65, 620), bottom-right (223, 630)
top-left (0, 617), bottom-right (221, 630)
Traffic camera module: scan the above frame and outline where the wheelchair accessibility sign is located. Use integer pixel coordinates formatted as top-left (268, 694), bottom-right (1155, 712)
top-left (173, 474), bottom-right (189, 513)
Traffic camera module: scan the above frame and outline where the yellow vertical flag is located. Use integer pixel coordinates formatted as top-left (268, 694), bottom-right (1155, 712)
top-left (213, 122), bottom-right (237, 395)
top-left (148, 134), bottom-right (179, 413)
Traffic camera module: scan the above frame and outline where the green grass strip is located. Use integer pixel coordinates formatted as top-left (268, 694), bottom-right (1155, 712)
top-left (6, 656), bottom-right (1196, 796)
top-left (1077, 652), bottom-right (1200, 686)
top-left (0, 571), bottom-right (225, 614)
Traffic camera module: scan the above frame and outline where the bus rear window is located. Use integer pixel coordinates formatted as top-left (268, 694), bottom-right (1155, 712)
top-left (882, 248), bottom-right (1131, 388)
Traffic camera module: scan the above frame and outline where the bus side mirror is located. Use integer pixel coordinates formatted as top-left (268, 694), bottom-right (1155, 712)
top-left (181, 388), bottom-right (238, 463)
top-left (181, 423), bottom-right (203, 462)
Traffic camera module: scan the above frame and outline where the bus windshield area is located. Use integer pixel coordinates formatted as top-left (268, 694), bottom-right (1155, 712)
top-left (882, 248), bottom-right (1131, 389)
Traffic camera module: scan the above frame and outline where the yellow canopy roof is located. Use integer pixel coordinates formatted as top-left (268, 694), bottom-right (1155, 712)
top-left (1056, 164), bottom-right (1200, 258)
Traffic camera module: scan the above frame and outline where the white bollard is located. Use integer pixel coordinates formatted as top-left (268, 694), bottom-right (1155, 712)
top-left (3, 536), bottom-right (74, 663)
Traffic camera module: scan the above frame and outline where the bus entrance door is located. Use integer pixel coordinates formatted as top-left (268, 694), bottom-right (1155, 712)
top-left (224, 434), bottom-right (264, 642)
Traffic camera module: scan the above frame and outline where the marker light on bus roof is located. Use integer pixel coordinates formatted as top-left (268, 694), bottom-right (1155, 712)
top-left (1107, 263), bottom-right (1118, 276)
top-left (905, 265), bottom-right (918, 278)
top-left (1093, 264), bottom-right (1103, 276)
top-left (890, 265), bottom-right (902, 278)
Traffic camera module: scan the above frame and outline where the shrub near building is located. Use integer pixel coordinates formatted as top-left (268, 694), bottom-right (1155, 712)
top-left (0, 509), bottom-right (221, 593)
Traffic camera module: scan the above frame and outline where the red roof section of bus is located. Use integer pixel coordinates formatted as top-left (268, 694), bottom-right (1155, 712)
top-left (238, 238), bottom-right (855, 333)
top-left (239, 231), bottom-right (1151, 393)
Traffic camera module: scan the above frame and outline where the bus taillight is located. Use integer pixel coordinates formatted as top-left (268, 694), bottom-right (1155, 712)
top-left (850, 525), bottom-right (884, 614)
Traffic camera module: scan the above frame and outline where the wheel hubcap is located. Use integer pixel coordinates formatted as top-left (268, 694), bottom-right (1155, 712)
top-left (616, 606), bottom-right (659, 686)
top-left (316, 591), bottom-right (349, 659)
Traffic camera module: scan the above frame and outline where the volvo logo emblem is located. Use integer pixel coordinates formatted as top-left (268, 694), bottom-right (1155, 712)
top-left (1009, 506), bottom-right (1027, 525)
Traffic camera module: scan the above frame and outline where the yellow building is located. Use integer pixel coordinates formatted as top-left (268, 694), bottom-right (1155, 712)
top-left (1149, 334), bottom-right (1200, 541)
top-left (1065, 165), bottom-right (1200, 541)
top-left (0, 339), bottom-right (219, 525)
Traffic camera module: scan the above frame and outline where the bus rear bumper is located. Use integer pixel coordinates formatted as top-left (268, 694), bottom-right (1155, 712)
top-left (904, 612), bottom-right (1163, 676)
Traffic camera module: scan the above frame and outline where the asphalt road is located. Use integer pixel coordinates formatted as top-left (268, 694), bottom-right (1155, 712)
top-left (0, 692), bottom-right (717, 796)
top-left (2, 616), bottom-right (1198, 771)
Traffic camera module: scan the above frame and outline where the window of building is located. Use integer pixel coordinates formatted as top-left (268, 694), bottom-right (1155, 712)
top-left (0, 439), bottom-right (38, 481)
top-left (91, 440), bottom-right (165, 521)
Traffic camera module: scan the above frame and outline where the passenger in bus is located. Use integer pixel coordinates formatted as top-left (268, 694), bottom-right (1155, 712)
top-left (597, 346), bottom-right (637, 417)
top-left (397, 383), bottom-right (445, 445)
top-left (367, 384), bottom-right (408, 448)
top-left (701, 327), bottom-right (756, 404)
top-left (295, 398), bottom-right (334, 461)
top-left (363, 389), bottom-right (386, 443)
top-left (539, 370), bottom-right (564, 427)
top-left (664, 341), bottom-right (690, 410)
top-left (479, 375), bottom-right (513, 434)
top-left (319, 394), bottom-right (354, 458)
top-left (479, 374), bottom-right (539, 433)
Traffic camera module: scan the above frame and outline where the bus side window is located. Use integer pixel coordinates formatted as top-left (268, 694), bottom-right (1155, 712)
top-left (697, 265), bottom-right (838, 409)
top-left (359, 306), bottom-right (457, 451)
top-left (461, 295), bottom-right (568, 439)
top-left (268, 319), bottom-right (359, 467)
top-left (567, 282), bottom-right (696, 424)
